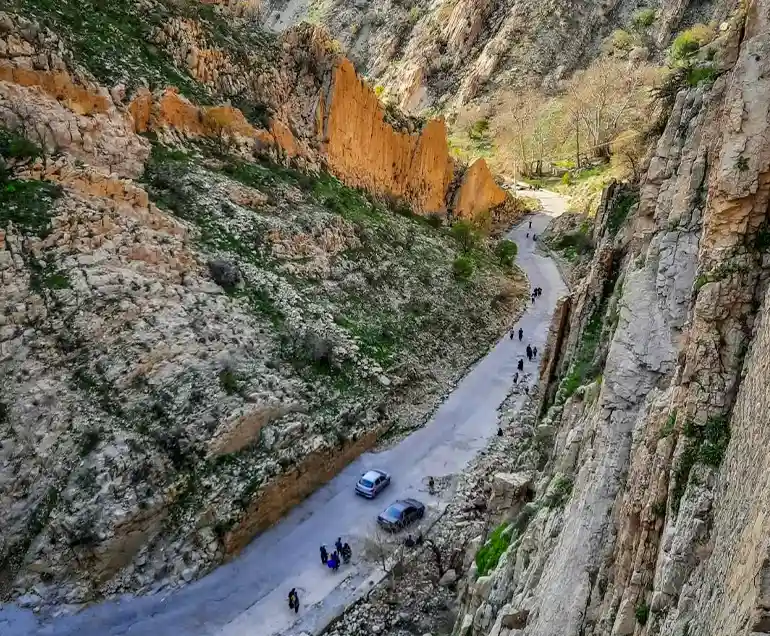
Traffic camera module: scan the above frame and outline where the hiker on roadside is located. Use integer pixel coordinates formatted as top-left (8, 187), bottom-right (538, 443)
top-left (531, 293), bottom-right (536, 304)
top-left (342, 542), bottom-right (352, 564)
top-left (518, 328), bottom-right (523, 341)
top-left (320, 545), bottom-right (328, 565)
top-left (517, 358), bottom-right (524, 372)
top-left (335, 537), bottom-right (343, 556)
top-left (533, 346), bottom-right (538, 358)
top-left (526, 232), bottom-right (529, 238)
top-left (533, 234), bottom-right (537, 241)
top-left (526, 344), bottom-right (532, 361)
top-left (288, 588), bottom-right (299, 614)
top-left (428, 476), bottom-right (435, 494)
top-left (405, 534), bottom-right (416, 548)
top-left (497, 427), bottom-right (503, 437)
top-left (513, 371), bottom-right (518, 384)
top-left (509, 330), bottom-right (515, 340)
top-left (331, 551), bottom-right (340, 572)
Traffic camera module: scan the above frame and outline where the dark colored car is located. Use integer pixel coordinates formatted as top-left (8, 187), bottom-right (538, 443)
top-left (376, 498), bottom-right (425, 532)
top-left (355, 469), bottom-right (391, 499)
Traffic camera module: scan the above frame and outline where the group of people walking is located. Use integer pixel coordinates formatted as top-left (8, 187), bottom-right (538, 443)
top-left (320, 538), bottom-right (352, 573)
top-left (531, 286), bottom-right (542, 304)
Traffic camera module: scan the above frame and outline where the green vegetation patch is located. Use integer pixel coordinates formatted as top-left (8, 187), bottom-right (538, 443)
top-left (0, 179), bottom-right (63, 236)
top-left (476, 522), bottom-right (511, 576)
top-left (607, 191), bottom-right (638, 236)
top-left (12, 0), bottom-right (214, 101)
top-left (671, 416), bottom-right (731, 515)
top-left (545, 474), bottom-right (573, 508)
top-left (557, 305), bottom-right (604, 402)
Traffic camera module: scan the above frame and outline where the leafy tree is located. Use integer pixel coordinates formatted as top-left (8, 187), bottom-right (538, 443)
top-left (450, 219), bottom-right (479, 252)
top-left (495, 239), bottom-right (517, 267)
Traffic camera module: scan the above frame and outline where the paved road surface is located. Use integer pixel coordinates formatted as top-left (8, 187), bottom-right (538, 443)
top-left (1, 193), bottom-right (567, 636)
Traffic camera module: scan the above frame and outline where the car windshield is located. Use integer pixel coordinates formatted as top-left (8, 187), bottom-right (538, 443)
top-left (360, 479), bottom-right (374, 488)
top-left (384, 505), bottom-right (404, 519)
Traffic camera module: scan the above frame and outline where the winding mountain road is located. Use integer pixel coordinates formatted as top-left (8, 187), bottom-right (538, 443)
top-left (1, 191), bottom-right (567, 636)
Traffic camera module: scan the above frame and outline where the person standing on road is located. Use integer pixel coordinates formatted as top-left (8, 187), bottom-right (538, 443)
top-left (518, 328), bottom-right (523, 341)
top-left (320, 545), bottom-right (328, 565)
top-left (342, 542), bottom-right (352, 564)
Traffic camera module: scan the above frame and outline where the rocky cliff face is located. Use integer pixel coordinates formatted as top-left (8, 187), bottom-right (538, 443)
top-left (0, 1), bottom-right (525, 612)
top-left (260, 0), bottom-right (726, 111)
top-left (450, 1), bottom-right (770, 635)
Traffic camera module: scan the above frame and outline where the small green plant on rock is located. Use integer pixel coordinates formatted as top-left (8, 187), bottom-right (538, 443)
top-left (635, 601), bottom-right (650, 625)
top-left (545, 475), bottom-right (573, 508)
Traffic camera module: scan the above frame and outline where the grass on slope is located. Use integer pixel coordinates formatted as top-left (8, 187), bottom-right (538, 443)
top-left (10, 0), bottom-right (276, 102)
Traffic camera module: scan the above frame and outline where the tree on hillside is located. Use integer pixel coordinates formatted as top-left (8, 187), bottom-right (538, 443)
top-left (495, 239), bottom-right (517, 267)
top-left (564, 58), bottom-right (656, 160)
top-left (450, 219), bottom-right (479, 252)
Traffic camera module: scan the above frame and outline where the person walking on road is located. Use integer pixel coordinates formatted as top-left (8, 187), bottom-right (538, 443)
top-left (320, 545), bottom-right (328, 565)
top-left (518, 328), bottom-right (523, 341)
top-left (510, 330), bottom-right (514, 340)
top-left (526, 344), bottom-right (532, 361)
top-left (533, 346), bottom-right (538, 358)
top-left (517, 358), bottom-right (524, 372)
top-left (513, 371), bottom-right (518, 384)
top-left (335, 537), bottom-right (343, 556)
top-left (288, 588), bottom-right (299, 614)
top-left (529, 220), bottom-right (532, 229)
top-left (342, 542), bottom-right (352, 564)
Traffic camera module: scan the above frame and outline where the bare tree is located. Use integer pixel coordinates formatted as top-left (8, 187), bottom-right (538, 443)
top-left (363, 527), bottom-right (404, 582)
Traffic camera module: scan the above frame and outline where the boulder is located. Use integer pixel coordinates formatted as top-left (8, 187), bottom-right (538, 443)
top-left (438, 568), bottom-right (458, 586)
top-left (208, 259), bottom-right (242, 289)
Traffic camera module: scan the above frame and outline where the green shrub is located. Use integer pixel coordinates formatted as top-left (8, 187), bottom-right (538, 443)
top-left (561, 172), bottom-right (572, 185)
top-left (611, 29), bottom-right (635, 51)
top-left (686, 64), bottom-right (719, 86)
top-left (476, 523), bottom-right (511, 576)
top-left (632, 8), bottom-right (656, 30)
top-left (699, 416), bottom-right (730, 467)
top-left (635, 602), bottom-right (650, 625)
top-left (670, 24), bottom-right (715, 62)
top-left (453, 255), bottom-right (474, 280)
top-left (468, 118), bottom-right (490, 141)
top-left (495, 239), bottom-right (518, 267)
top-left (219, 369), bottom-right (240, 395)
top-left (374, 84), bottom-right (385, 98)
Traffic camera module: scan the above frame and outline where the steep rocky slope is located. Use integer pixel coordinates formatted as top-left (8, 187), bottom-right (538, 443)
top-left (0, 0), bottom-right (527, 611)
top-left (261, 0), bottom-right (727, 111)
top-left (449, 1), bottom-right (770, 635)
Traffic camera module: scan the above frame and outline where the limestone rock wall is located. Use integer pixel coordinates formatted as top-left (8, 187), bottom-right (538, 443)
top-left (450, 2), bottom-right (770, 635)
